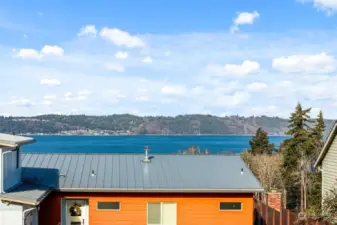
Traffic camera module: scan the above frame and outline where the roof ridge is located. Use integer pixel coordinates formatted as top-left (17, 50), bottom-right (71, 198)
top-left (22, 152), bottom-right (240, 156)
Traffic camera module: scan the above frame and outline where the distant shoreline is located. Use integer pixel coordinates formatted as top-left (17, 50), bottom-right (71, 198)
top-left (20, 134), bottom-right (289, 137)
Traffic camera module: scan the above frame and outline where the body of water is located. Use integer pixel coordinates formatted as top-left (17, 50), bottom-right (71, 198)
top-left (21, 135), bottom-right (289, 154)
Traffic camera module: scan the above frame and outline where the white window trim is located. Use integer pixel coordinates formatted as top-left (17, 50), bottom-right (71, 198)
top-left (147, 202), bottom-right (177, 225)
top-left (219, 202), bottom-right (243, 211)
top-left (96, 201), bottom-right (121, 211)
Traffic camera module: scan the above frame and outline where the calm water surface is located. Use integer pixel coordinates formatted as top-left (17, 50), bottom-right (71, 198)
top-left (21, 136), bottom-right (289, 154)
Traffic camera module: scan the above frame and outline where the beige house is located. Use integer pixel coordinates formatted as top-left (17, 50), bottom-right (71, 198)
top-left (314, 122), bottom-right (337, 201)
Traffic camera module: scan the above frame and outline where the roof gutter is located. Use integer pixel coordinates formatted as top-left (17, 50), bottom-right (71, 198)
top-left (0, 138), bottom-right (36, 148)
top-left (55, 188), bottom-right (264, 193)
top-left (0, 197), bottom-right (38, 206)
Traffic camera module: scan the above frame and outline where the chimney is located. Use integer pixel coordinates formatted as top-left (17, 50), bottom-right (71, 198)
top-left (266, 191), bottom-right (282, 211)
top-left (142, 146), bottom-right (151, 163)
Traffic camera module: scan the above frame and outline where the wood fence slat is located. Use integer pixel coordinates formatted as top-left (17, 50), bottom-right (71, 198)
top-left (280, 203), bottom-right (283, 225)
top-left (266, 197), bottom-right (269, 225)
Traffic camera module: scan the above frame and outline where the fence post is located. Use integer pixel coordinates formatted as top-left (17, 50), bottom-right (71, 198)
top-left (260, 200), bottom-right (263, 225)
top-left (287, 209), bottom-right (291, 225)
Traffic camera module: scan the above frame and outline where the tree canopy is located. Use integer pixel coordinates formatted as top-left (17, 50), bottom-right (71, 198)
top-left (249, 127), bottom-right (275, 155)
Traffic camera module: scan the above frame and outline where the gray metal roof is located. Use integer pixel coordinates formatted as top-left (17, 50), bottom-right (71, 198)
top-left (21, 153), bottom-right (263, 193)
top-left (0, 183), bottom-right (51, 205)
top-left (0, 133), bottom-right (35, 147)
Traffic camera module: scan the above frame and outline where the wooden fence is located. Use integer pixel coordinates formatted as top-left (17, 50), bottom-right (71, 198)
top-left (254, 199), bottom-right (329, 225)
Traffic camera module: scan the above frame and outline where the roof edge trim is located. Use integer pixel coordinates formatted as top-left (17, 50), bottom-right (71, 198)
top-left (0, 197), bottom-right (38, 206)
top-left (55, 188), bottom-right (264, 193)
top-left (314, 121), bottom-right (337, 168)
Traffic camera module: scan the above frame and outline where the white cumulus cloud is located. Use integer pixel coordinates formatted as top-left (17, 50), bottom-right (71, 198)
top-left (100, 28), bottom-right (145, 48)
top-left (17, 45), bottom-right (64, 60)
top-left (230, 11), bottom-right (260, 33)
top-left (17, 49), bottom-right (41, 60)
top-left (78, 25), bottom-right (97, 37)
top-left (41, 45), bottom-right (64, 56)
top-left (207, 60), bottom-right (260, 76)
top-left (272, 52), bottom-right (336, 73)
top-left (234, 11), bottom-right (260, 25)
top-left (40, 79), bottom-right (61, 86)
top-left (298, 0), bottom-right (337, 15)
top-left (115, 51), bottom-right (128, 59)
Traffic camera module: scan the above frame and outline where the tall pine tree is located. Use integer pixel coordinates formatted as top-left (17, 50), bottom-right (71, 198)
top-left (282, 103), bottom-right (312, 212)
top-left (311, 110), bottom-right (325, 160)
top-left (249, 128), bottom-right (275, 155)
top-left (307, 111), bottom-right (325, 216)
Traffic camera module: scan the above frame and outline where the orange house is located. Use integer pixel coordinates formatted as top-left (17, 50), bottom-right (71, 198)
top-left (0, 135), bottom-right (263, 225)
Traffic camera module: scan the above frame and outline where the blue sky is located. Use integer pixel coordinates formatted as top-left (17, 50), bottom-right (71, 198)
top-left (1, 0), bottom-right (337, 118)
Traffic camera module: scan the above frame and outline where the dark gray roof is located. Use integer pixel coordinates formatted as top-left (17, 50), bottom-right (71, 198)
top-left (0, 183), bottom-right (51, 205)
top-left (21, 153), bottom-right (263, 193)
top-left (315, 121), bottom-right (337, 167)
top-left (0, 133), bottom-right (35, 147)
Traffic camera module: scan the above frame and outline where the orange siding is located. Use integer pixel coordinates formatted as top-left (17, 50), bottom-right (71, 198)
top-left (39, 192), bottom-right (254, 225)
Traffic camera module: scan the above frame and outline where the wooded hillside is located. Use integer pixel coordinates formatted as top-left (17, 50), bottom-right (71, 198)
top-left (0, 114), bottom-right (334, 135)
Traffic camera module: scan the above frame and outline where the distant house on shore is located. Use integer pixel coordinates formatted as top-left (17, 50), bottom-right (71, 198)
top-left (0, 133), bottom-right (263, 225)
top-left (315, 121), bottom-right (337, 202)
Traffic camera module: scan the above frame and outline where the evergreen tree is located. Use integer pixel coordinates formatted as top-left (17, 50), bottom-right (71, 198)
top-left (249, 127), bottom-right (275, 155)
top-left (281, 103), bottom-right (312, 212)
top-left (311, 110), bottom-right (325, 160)
top-left (307, 171), bottom-right (322, 217)
top-left (307, 111), bottom-right (325, 216)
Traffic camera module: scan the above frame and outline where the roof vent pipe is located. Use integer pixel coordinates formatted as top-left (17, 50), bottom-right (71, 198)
top-left (143, 146), bottom-right (151, 163)
top-left (241, 168), bottom-right (244, 175)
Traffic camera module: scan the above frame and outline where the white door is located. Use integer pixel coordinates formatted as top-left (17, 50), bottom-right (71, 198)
top-left (162, 203), bottom-right (177, 225)
top-left (148, 202), bottom-right (177, 225)
top-left (65, 199), bottom-right (88, 225)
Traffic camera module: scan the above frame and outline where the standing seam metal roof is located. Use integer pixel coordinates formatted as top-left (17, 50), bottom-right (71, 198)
top-left (21, 153), bottom-right (263, 192)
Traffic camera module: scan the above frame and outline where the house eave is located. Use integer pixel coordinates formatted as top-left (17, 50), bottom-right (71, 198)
top-left (0, 197), bottom-right (38, 206)
top-left (55, 188), bottom-right (264, 193)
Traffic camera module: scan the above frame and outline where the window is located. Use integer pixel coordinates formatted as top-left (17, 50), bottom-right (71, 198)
top-left (219, 202), bottom-right (242, 211)
top-left (97, 202), bottom-right (120, 210)
top-left (147, 202), bottom-right (177, 225)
